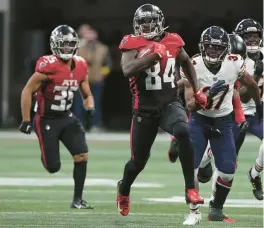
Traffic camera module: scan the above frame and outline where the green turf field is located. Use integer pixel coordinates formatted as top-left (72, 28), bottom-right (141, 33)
top-left (0, 132), bottom-right (263, 227)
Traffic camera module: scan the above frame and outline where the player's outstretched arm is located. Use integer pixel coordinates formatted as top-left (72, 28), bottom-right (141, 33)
top-left (238, 71), bottom-right (261, 105)
top-left (177, 79), bottom-right (185, 95)
top-left (239, 60), bottom-right (263, 103)
top-left (21, 72), bottom-right (48, 121)
top-left (184, 80), bottom-right (197, 112)
top-left (184, 80), bottom-right (207, 112)
top-left (121, 49), bottom-right (160, 78)
top-left (176, 48), bottom-right (198, 92)
top-left (79, 75), bottom-right (95, 110)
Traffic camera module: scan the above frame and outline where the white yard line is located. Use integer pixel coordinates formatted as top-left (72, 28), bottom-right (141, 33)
top-left (0, 177), bottom-right (163, 188)
top-left (0, 198), bottom-right (262, 208)
top-left (0, 211), bottom-right (262, 218)
top-left (0, 210), bottom-right (263, 218)
top-left (0, 131), bottom-right (258, 143)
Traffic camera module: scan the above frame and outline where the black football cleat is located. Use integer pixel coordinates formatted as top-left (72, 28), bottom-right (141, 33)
top-left (198, 162), bottom-right (213, 183)
top-left (71, 199), bottom-right (94, 209)
top-left (168, 137), bottom-right (179, 163)
top-left (248, 169), bottom-right (263, 200)
top-left (208, 201), bottom-right (235, 223)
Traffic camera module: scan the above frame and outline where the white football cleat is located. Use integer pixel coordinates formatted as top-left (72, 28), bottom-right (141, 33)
top-left (183, 210), bottom-right (202, 225)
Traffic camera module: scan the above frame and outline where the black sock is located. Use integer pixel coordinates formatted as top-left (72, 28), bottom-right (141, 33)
top-left (213, 176), bottom-right (233, 209)
top-left (119, 159), bottom-right (145, 196)
top-left (177, 136), bottom-right (195, 189)
top-left (73, 161), bottom-right (87, 201)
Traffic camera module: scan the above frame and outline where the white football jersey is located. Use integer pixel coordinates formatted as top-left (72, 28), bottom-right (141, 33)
top-left (186, 54), bottom-right (246, 117)
top-left (241, 48), bottom-right (264, 116)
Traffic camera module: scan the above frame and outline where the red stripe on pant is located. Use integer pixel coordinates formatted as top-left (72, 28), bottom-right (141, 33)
top-left (35, 115), bottom-right (47, 167)
top-left (130, 118), bottom-right (135, 160)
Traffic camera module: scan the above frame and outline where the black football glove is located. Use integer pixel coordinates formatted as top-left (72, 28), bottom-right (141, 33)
top-left (19, 121), bottom-right (32, 134)
top-left (208, 80), bottom-right (227, 98)
top-left (86, 108), bottom-right (95, 119)
top-left (256, 102), bottom-right (263, 123)
top-left (254, 60), bottom-right (264, 77)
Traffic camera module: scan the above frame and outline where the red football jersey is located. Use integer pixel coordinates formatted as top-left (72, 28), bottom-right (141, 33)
top-left (119, 33), bottom-right (185, 112)
top-left (34, 55), bottom-right (88, 117)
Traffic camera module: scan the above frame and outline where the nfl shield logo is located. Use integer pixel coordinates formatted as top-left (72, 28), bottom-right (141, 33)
top-left (213, 77), bottom-right (218, 81)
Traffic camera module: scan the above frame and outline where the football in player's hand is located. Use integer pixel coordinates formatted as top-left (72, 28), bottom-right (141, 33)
top-left (136, 44), bottom-right (155, 58)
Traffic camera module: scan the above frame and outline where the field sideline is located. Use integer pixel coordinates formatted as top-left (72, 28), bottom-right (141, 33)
top-left (0, 131), bottom-right (263, 227)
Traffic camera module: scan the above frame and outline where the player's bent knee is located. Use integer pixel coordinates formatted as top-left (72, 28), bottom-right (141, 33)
top-left (218, 160), bottom-right (236, 174)
top-left (218, 170), bottom-right (234, 182)
top-left (45, 162), bottom-right (61, 174)
top-left (173, 121), bottom-right (189, 139)
top-left (73, 153), bottom-right (88, 162)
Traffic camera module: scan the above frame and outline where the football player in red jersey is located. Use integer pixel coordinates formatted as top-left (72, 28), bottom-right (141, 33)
top-left (19, 25), bottom-right (95, 209)
top-left (116, 4), bottom-right (206, 218)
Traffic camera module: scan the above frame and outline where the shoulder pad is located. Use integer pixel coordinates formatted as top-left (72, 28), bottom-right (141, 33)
top-left (35, 55), bottom-right (58, 74)
top-left (74, 55), bottom-right (88, 77)
top-left (119, 35), bottom-right (149, 50)
top-left (166, 33), bottom-right (185, 47)
top-left (74, 55), bottom-right (86, 63)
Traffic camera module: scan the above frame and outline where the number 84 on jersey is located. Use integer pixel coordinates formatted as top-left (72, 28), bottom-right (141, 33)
top-left (145, 57), bottom-right (176, 91)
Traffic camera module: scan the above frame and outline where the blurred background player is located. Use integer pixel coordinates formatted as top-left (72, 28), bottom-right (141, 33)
top-left (116, 4), bottom-right (207, 220)
top-left (183, 26), bottom-right (262, 224)
top-left (75, 24), bottom-right (112, 131)
top-left (234, 18), bottom-right (264, 200)
top-left (19, 25), bottom-right (95, 209)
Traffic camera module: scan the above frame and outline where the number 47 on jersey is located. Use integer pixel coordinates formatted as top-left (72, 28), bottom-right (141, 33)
top-left (145, 57), bottom-right (176, 90)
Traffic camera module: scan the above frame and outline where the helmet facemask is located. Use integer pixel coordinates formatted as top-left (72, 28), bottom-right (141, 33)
top-left (50, 34), bottom-right (79, 61)
top-left (242, 32), bottom-right (262, 53)
top-left (200, 43), bottom-right (229, 64)
top-left (133, 12), bottom-right (166, 39)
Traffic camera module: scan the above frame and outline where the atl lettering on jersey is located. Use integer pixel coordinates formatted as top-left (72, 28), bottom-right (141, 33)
top-left (34, 55), bottom-right (88, 117)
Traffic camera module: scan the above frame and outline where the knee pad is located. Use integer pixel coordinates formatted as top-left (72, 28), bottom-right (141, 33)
top-left (198, 162), bottom-right (213, 183)
top-left (45, 162), bottom-right (61, 174)
top-left (218, 170), bottom-right (234, 182)
top-left (173, 121), bottom-right (189, 139)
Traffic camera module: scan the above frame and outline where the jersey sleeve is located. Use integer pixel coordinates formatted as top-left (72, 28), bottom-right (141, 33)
top-left (170, 33), bottom-right (185, 47)
top-left (119, 35), bottom-right (149, 51)
top-left (35, 56), bottom-right (54, 74)
top-left (235, 55), bottom-right (246, 79)
top-left (74, 55), bottom-right (88, 81)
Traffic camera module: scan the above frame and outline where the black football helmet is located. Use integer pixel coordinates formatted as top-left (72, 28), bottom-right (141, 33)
top-left (234, 18), bottom-right (263, 53)
top-left (199, 26), bottom-right (230, 64)
top-left (50, 25), bottom-right (79, 60)
top-left (133, 4), bottom-right (167, 39)
top-left (229, 34), bottom-right (247, 59)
